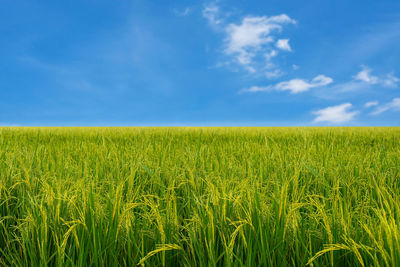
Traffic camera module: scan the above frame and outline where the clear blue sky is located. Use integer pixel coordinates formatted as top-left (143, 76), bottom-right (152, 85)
top-left (1, 0), bottom-right (400, 126)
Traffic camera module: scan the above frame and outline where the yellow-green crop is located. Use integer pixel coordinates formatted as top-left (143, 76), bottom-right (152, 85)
top-left (0, 127), bottom-right (399, 266)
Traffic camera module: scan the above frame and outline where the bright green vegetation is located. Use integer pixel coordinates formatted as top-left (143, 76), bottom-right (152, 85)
top-left (0, 127), bottom-right (399, 266)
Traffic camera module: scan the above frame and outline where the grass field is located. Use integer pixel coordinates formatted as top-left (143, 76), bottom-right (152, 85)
top-left (0, 127), bottom-right (399, 266)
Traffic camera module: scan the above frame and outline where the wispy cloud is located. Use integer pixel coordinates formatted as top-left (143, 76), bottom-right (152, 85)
top-left (202, 3), bottom-right (223, 26)
top-left (364, 101), bottom-right (379, 108)
top-left (382, 73), bottom-right (400, 87)
top-left (325, 66), bottom-right (400, 96)
top-left (371, 98), bottom-right (400, 115)
top-left (354, 65), bottom-right (399, 87)
top-left (329, 81), bottom-right (369, 94)
top-left (173, 7), bottom-right (191, 17)
top-left (275, 75), bottom-right (333, 93)
top-left (354, 65), bottom-right (378, 84)
top-left (265, 49), bottom-right (278, 61)
top-left (313, 103), bottom-right (359, 123)
top-left (241, 74), bottom-right (332, 94)
top-left (265, 69), bottom-right (284, 79)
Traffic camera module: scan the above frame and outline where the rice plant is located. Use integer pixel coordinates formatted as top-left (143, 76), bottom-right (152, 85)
top-left (0, 127), bottom-right (399, 266)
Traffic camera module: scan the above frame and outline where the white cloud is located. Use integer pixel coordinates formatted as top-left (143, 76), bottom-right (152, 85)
top-left (354, 66), bottom-right (379, 84)
top-left (313, 103), bottom-right (359, 123)
top-left (327, 66), bottom-right (400, 96)
top-left (371, 98), bottom-right (400, 115)
top-left (203, 5), bottom-right (297, 77)
top-left (265, 50), bottom-right (278, 60)
top-left (265, 69), bottom-right (283, 79)
top-left (241, 74), bottom-right (333, 94)
top-left (173, 7), bottom-right (191, 16)
top-left (382, 73), bottom-right (400, 87)
top-left (353, 66), bottom-right (399, 88)
top-left (224, 15), bottom-right (296, 69)
top-left (364, 101), bottom-right (379, 108)
top-left (275, 79), bottom-right (312, 93)
top-left (292, 64), bottom-right (299, 70)
top-left (275, 75), bottom-right (333, 93)
top-left (241, 85), bottom-right (271, 93)
top-left (202, 3), bottom-right (223, 26)
top-left (276, 39), bottom-right (291, 51)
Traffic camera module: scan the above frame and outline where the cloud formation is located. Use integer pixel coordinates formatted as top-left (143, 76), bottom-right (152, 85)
top-left (371, 98), bottom-right (400, 115)
top-left (265, 69), bottom-right (283, 79)
top-left (275, 39), bottom-right (291, 51)
top-left (364, 101), bottom-right (379, 108)
top-left (276, 75), bottom-right (332, 93)
top-left (354, 66), bottom-right (379, 84)
top-left (382, 73), bottom-right (400, 87)
top-left (202, 3), bottom-right (223, 26)
top-left (242, 74), bottom-right (333, 94)
top-left (202, 3), bottom-right (297, 78)
top-left (328, 66), bottom-right (400, 95)
top-left (313, 103), bottom-right (359, 123)
top-left (354, 65), bottom-right (399, 87)
top-left (224, 15), bottom-right (295, 66)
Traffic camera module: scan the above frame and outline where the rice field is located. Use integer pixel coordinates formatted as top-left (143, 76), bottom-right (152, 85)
top-left (0, 127), bottom-right (399, 266)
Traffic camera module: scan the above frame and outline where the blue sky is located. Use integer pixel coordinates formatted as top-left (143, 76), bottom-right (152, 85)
top-left (1, 0), bottom-right (400, 126)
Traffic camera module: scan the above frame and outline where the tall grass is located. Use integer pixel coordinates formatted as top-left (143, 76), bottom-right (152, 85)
top-left (0, 127), bottom-right (399, 266)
